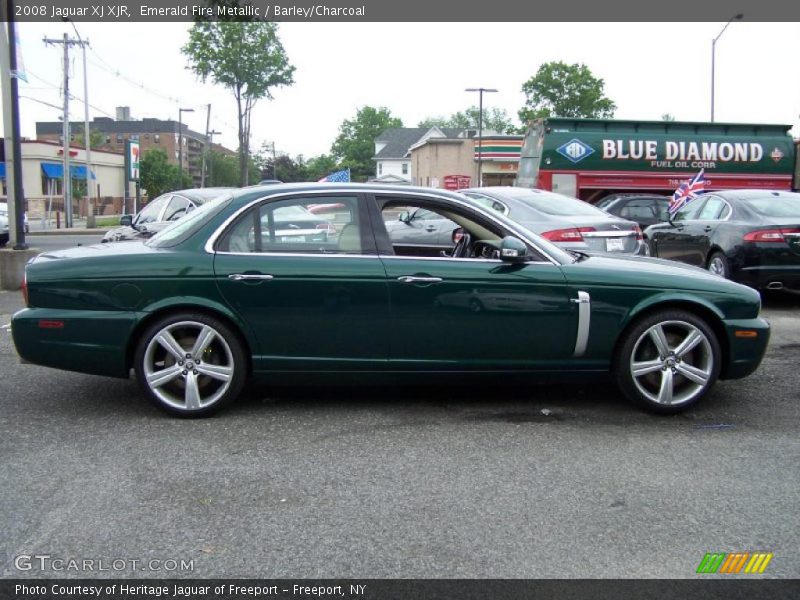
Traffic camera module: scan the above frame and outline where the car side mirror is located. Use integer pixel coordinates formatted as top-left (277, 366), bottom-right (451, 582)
top-left (500, 236), bottom-right (529, 263)
top-left (119, 214), bottom-right (133, 227)
top-left (398, 211), bottom-right (410, 223)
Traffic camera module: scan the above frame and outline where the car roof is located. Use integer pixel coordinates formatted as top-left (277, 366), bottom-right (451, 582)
top-left (168, 187), bottom-right (239, 204)
top-left (707, 189), bottom-right (800, 201)
top-left (228, 182), bottom-right (473, 205)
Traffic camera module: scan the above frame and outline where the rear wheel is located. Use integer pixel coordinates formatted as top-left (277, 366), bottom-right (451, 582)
top-left (614, 310), bottom-right (721, 414)
top-left (707, 252), bottom-right (729, 278)
top-left (134, 313), bottom-right (247, 417)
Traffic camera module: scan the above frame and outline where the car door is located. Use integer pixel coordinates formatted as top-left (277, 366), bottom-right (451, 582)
top-left (650, 197), bottom-right (708, 264)
top-left (372, 194), bottom-right (576, 369)
top-left (213, 193), bottom-right (390, 371)
top-left (676, 195), bottom-right (730, 266)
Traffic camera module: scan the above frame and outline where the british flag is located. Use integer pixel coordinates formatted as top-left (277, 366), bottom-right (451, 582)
top-left (668, 169), bottom-right (707, 216)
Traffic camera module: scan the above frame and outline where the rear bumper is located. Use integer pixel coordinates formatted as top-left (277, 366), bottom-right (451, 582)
top-left (720, 317), bottom-right (771, 380)
top-left (11, 307), bottom-right (137, 378)
top-left (734, 265), bottom-right (800, 291)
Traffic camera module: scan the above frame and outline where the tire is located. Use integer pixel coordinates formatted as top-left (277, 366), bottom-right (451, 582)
top-left (134, 312), bottom-right (247, 417)
top-left (707, 251), bottom-right (729, 279)
top-left (614, 309), bottom-right (721, 414)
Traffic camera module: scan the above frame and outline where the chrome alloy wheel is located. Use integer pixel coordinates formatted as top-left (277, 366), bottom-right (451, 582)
top-left (629, 320), bottom-right (714, 406)
top-left (143, 320), bottom-right (235, 412)
top-left (708, 256), bottom-right (726, 277)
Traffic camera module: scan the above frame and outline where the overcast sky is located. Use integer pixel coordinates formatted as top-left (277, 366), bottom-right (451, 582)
top-left (5, 22), bottom-right (800, 159)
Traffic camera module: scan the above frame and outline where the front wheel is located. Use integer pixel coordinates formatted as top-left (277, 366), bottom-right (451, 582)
top-left (614, 310), bottom-right (721, 414)
top-left (134, 313), bottom-right (247, 417)
top-left (707, 252), bottom-right (730, 278)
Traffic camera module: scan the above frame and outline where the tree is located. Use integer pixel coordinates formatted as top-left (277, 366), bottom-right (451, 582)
top-left (519, 61), bottom-right (616, 124)
top-left (73, 129), bottom-right (105, 150)
top-left (331, 106), bottom-right (403, 182)
top-left (418, 106), bottom-right (518, 134)
top-left (304, 154), bottom-right (340, 182)
top-left (661, 113), bottom-right (676, 122)
top-left (182, 22), bottom-right (295, 186)
top-left (140, 148), bottom-right (191, 199)
top-left (204, 150), bottom-right (240, 187)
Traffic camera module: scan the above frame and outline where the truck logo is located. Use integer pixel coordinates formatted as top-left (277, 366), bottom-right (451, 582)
top-left (556, 139), bottom-right (595, 163)
top-left (770, 147), bottom-right (784, 163)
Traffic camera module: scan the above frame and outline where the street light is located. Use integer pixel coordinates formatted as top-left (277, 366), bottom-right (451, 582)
top-left (178, 107), bottom-right (194, 177)
top-left (465, 87), bottom-right (498, 187)
top-left (711, 13), bottom-right (743, 122)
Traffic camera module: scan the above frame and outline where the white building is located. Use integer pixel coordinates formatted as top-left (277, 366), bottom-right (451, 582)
top-left (372, 127), bottom-right (463, 184)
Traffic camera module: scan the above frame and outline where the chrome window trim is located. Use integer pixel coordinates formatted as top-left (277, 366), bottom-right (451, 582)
top-left (204, 188), bottom-right (563, 266)
top-left (571, 291), bottom-right (591, 357)
top-left (581, 231), bottom-right (637, 238)
top-left (689, 195), bottom-right (733, 223)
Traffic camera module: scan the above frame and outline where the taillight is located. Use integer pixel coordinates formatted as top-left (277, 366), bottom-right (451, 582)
top-left (743, 228), bottom-right (800, 243)
top-left (21, 272), bottom-right (29, 307)
top-left (541, 227), bottom-right (595, 242)
top-left (632, 225), bottom-right (644, 241)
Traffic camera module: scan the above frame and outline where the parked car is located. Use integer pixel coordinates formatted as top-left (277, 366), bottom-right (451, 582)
top-left (644, 190), bottom-right (800, 292)
top-left (13, 183), bottom-right (769, 418)
top-left (102, 188), bottom-right (237, 242)
top-left (461, 187), bottom-right (647, 255)
top-left (595, 194), bottom-right (671, 230)
top-left (0, 202), bottom-right (29, 239)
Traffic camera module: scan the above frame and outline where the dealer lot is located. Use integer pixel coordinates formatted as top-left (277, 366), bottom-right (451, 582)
top-left (0, 289), bottom-right (798, 579)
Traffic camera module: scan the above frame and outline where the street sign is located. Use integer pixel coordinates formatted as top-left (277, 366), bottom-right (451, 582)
top-left (125, 139), bottom-right (140, 182)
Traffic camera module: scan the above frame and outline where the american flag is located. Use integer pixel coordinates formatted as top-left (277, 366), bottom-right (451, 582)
top-left (668, 169), bottom-right (707, 216)
top-left (318, 168), bottom-right (350, 183)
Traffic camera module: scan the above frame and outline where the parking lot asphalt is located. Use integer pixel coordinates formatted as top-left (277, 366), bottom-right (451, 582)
top-left (0, 289), bottom-right (798, 579)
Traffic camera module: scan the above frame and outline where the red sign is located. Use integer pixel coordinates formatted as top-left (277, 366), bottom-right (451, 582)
top-left (443, 175), bottom-right (471, 190)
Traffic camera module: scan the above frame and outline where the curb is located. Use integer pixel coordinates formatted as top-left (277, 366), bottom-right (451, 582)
top-left (26, 229), bottom-right (111, 236)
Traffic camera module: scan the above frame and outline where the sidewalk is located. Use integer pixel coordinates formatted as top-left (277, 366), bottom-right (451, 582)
top-left (27, 217), bottom-right (113, 236)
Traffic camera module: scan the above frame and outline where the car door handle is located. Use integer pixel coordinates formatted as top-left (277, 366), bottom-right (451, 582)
top-left (228, 273), bottom-right (274, 281)
top-left (703, 226), bottom-right (713, 232)
top-left (397, 276), bottom-right (443, 284)
top-left (425, 226), bottom-right (437, 232)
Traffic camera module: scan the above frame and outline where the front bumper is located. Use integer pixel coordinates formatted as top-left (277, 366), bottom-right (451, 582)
top-left (720, 317), bottom-right (771, 380)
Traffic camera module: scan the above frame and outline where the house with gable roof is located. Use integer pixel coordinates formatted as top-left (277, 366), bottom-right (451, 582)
top-left (371, 127), bottom-right (462, 184)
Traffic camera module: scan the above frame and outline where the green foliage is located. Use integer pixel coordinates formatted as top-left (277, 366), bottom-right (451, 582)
top-left (140, 148), bottom-right (192, 198)
top-left (331, 106), bottom-right (403, 182)
top-left (73, 129), bottom-right (105, 150)
top-left (418, 106), bottom-right (518, 134)
top-left (662, 113), bottom-right (676, 122)
top-left (304, 154), bottom-right (340, 182)
top-left (182, 22), bottom-right (295, 186)
top-left (519, 61), bottom-right (616, 123)
top-left (205, 151), bottom-right (240, 187)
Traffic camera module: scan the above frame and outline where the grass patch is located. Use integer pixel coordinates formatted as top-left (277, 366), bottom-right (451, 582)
top-left (94, 216), bottom-right (121, 227)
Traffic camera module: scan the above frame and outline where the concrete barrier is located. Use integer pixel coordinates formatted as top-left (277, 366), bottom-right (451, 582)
top-left (0, 248), bottom-right (40, 290)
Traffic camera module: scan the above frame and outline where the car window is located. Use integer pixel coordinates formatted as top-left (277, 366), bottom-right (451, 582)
top-left (163, 196), bottom-right (192, 222)
top-left (463, 193), bottom-right (508, 215)
top-left (136, 195), bottom-right (170, 225)
top-left (500, 189), bottom-right (604, 217)
top-left (146, 194), bottom-right (234, 248)
top-left (619, 201), bottom-right (657, 220)
top-left (217, 196), bottom-right (358, 255)
top-left (741, 193), bottom-right (800, 218)
top-left (696, 196), bottom-right (727, 220)
top-left (674, 197), bottom-right (707, 221)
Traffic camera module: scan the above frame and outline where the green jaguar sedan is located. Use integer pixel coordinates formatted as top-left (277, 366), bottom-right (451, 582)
top-left (12, 183), bottom-right (769, 417)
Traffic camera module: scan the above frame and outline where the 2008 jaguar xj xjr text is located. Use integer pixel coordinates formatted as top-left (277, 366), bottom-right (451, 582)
top-left (12, 184), bottom-right (769, 417)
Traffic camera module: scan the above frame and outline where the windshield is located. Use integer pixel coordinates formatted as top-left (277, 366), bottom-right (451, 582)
top-left (146, 194), bottom-right (233, 248)
top-left (742, 193), bottom-right (800, 218)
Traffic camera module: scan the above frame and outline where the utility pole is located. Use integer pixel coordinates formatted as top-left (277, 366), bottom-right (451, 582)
top-left (465, 87), bottom-right (498, 187)
top-left (68, 21), bottom-right (95, 227)
top-left (206, 130), bottom-right (221, 186)
top-left (44, 34), bottom-right (89, 228)
top-left (201, 104), bottom-right (211, 188)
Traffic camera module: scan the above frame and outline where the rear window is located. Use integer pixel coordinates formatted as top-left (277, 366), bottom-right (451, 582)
top-left (503, 190), bottom-right (604, 217)
top-left (741, 194), bottom-right (800, 218)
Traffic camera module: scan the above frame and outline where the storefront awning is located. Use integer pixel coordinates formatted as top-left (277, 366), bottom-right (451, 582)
top-left (40, 162), bottom-right (96, 180)
top-left (0, 162), bottom-right (5, 179)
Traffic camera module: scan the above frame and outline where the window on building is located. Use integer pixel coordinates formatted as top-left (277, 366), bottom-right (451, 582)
top-left (378, 163), bottom-right (383, 175)
top-left (116, 134), bottom-right (123, 143)
top-left (154, 134), bottom-right (160, 143)
top-left (105, 136), bottom-right (111, 144)
top-left (402, 163), bottom-right (408, 175)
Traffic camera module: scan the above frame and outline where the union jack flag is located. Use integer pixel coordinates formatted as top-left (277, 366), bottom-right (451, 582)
top-left (318, 168), bottom-right (350, 183)
top-left (668, 169), bottom-right (707, 216)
